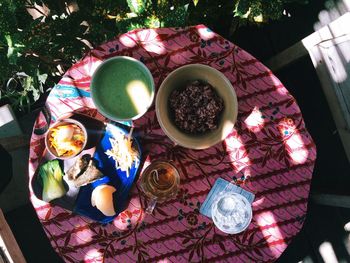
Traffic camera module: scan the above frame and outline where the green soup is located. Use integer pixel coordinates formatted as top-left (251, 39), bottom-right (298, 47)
top-left (91, 57), bottom-right (154, 120)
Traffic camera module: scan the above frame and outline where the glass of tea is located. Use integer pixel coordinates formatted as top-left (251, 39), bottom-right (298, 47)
top-left (139, 160), bottom-right (180, 214)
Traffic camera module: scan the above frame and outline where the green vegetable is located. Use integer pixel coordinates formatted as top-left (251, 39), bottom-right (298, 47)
top-left (39, 160), bottom-right (67, 202)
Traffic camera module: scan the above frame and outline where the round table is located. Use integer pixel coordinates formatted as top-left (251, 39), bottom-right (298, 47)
top-left (29, 25), bottom-right (317, 263)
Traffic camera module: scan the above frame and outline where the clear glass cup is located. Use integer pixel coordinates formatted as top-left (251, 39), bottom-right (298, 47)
top-left (211, 192), bottom-right (252, 234)
top-left (139, 161), bottom-right (180, 214)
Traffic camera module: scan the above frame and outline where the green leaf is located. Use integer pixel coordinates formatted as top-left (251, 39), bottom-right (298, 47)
top-left (162, 4), bottom-right (189, 27)
top-left (235, 0), bottom-right (250, 18)
top-left (38, 73), bottom-right (48, 84)
top-left (126, 0), bottom-right (146, 14)
top-left (193, 0), bottom-right (199, 7)
top-left (5, 35), bottom-right (15, 60)
top-left (32, 85), bottom-right (41, 101)
top-left (145, 15), bottom-right (161, 28)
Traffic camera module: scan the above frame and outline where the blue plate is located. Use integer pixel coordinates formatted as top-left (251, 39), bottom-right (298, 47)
top-left (73, 123), bottom-right (141, 223)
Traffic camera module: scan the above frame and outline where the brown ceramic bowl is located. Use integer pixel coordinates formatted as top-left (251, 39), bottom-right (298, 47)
top-left (155, 64), bottom-right (238, 150)
top-left (45, 118), bottom-right (88, 160)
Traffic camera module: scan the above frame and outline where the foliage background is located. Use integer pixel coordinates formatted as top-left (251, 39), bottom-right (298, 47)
top-left (0, 0), bottom-right (307, 114)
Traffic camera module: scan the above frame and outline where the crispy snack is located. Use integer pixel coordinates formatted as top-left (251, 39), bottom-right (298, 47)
top-left (49, 124), bottom-right (85, 157)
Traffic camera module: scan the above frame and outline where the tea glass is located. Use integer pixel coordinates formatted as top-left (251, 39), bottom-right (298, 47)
top-left (139, 161), bottom-right (180, 214)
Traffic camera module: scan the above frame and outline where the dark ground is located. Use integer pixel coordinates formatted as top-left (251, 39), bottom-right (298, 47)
top-left (4, 1), bottom-right (350, 262)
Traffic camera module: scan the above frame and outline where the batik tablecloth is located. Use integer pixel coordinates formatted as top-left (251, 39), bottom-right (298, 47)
top-left (29, 25), bottom-right (317, 262)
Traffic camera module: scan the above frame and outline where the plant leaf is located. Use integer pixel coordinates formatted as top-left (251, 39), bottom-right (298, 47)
top-left (267, 128), bottom-right (276, 139)
top-left (235, 0), bottom-right (250, 18)
top-left (126, 0), bottom-right (146, 14)
top-left (63, 255), bottom-right (75, 263)
top-left (54, 212), bottom-right (71, 219)
top-left (182, 238), bottom-right (191, 244)
top-left (248, 232), bottom-right (255, 244)
top-left (44, 208), bottom-right (52, 220)
top-left (64, 233), bottom-right (71, 246)
top-left (164, 55), bottom-right (171, 67)
top-left (218, 241), bottom-right (226, 252)
top-left (188, 249), bottom-right (195, 261)
top-left (254, 248), bottom-right (263, 257)
top-left (285, 99), bottom-right (295, 108)
top-left (242, 229), bottom-right (249, 243)
top-left (38, 73), bottom-right (48, 84)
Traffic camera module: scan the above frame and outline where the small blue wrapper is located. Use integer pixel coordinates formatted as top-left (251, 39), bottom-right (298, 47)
top-left (200, 178), bottom-right (255, 219)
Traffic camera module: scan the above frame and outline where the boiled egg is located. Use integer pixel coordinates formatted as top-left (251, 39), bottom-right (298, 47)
top-left (55, 125), bottom-right (74, 142)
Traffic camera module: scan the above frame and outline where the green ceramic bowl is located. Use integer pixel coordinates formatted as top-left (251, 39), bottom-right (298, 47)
top-left (91, 56), bottom-right (155, 121)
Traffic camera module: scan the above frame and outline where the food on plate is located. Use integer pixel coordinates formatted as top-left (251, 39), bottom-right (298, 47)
top-left (169, 80), bottom-right (224, 134)
top-left (49, 123), bottom-right (85, 157)
top-left (39, 159), bottom-right (67, 202)
top-left (67, 154), bottom-right (103, 187)
top-left (105, 132), bottom-right (139, 177)
top-left (91, 184), bottom-right (116, 216)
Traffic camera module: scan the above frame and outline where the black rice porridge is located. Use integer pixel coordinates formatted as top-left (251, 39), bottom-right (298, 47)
top-left (169, 80), bottom-right (224, 134)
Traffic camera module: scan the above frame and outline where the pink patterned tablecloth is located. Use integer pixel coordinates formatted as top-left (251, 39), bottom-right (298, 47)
top-left (29, 25), bottom-right (317, 262)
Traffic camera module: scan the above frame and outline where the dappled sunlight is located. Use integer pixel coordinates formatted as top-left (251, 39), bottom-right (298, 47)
top-left (320, 42), bottom-right (347, 82)
top-left (126, 80), bottom-right (152, 116)
top-left (157, 259), bottom-right (171, 263)
top-left (269, 75), bottom-right (288, 96)
top-left (244, 106), bottom-right (265, 132)
top-left (278, 118), bottom-right (309, 165)
top-left (113, 197), bottom-right (145, 231)
top-left (72, 228), bottom-right (95, 245)
top-left (119, 34), bottom-right (138, 48)
top-left (252, 196), bottom-right (265, 207)
top-left (344, 221), bottom-right (350, 256)
top-left (196, 26), bottom-right (216, 41)
top-left (255, 211), bottom-right (287, 256)
top-left (319, 241), bottom-right (339, 263)
top-left (224, 132), bottom-right (251, 173)
top-left (131, 29), bottom-right (166, 54)
top-left (345, 232), bottom-right (350, 256)
top-left (344, 221), bottom-right (350, 231)
top-left (84, 248), bottom-right (103, 262)
top-left (302, 10), bottom-right (350, 83)
top-left (83, 59), bottom-right (103, 77)
top-left (336, 36), bottom-right (350, 63)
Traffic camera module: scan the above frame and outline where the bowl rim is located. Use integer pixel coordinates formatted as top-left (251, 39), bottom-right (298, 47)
top-left (155, 63), bottom-right (238, 149)
top-left (45, 118), bottom-right (88, 160)
top-left (90, 56), bottom-right (155, 121)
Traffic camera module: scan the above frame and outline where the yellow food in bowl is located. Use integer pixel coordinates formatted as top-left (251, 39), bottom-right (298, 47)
top-left (49, 124), bottom-right (85, 157)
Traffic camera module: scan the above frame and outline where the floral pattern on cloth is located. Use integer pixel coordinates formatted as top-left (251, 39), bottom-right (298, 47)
top-left (28, 25), bottom-right (316, 263)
